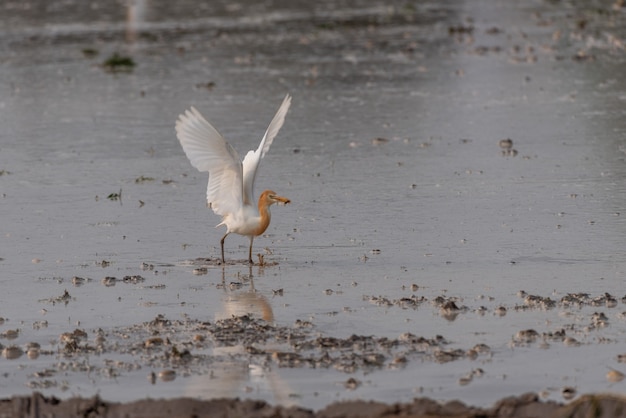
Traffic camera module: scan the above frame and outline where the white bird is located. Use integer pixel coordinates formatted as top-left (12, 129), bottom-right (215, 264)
top-left (175, 95), bottom-right (292, 264)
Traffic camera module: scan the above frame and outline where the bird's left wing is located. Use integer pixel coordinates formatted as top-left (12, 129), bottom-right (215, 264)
top-left (176, 107), bottom-right (243, 217)
top-left (241, 94), bottom-right (291, 205)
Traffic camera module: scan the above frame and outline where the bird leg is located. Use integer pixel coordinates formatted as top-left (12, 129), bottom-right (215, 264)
top-left (248, 236), bottom-right (255, 264)
top-left (220, 232), bottom-right (230, 264)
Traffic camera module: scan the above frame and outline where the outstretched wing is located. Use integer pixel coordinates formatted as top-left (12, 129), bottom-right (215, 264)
top-left (175, 107), bottom-right (243, 217)
top-left (241, 94), bottom-right (292, 205)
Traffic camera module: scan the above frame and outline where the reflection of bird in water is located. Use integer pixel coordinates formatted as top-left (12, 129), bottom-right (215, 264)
top-left (216, 267), bottom-right (273, 322)
top-left (185, 268), bottom-right (295, 406)
top-left (175, 95), bottom-right (292, 264)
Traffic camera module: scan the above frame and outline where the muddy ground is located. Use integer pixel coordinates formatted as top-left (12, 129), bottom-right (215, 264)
top-left (4, 392), bottom-right (626, 418)
top-left (2, 0), bottom-right (626, 415)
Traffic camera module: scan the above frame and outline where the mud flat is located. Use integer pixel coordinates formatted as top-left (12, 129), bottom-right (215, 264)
top-left (2, 0), bottom-right (626, 414)
top-left (6, 391), bottom-right (626, 418)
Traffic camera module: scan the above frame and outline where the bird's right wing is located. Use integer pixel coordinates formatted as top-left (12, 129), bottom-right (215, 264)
top-left (176, 107), bottom-right (243, 217)
top-left (241, 94), bottom-right (291, 205)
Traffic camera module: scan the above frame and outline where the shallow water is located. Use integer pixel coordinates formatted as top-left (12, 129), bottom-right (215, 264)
top-left (1, 0), bottom-right (626, 410)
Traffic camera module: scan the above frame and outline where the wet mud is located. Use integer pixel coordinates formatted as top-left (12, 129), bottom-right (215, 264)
top-left (2, 0), bottom-right (626, 414)
top-left (6, 392), bottom-right (626, 418)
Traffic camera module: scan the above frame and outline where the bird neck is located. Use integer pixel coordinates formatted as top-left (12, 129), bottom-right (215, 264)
top-left (255, 195), bottom-right (272, 235)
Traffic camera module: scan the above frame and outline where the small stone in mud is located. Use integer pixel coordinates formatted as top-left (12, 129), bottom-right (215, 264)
top-left (96, 259), bottom-right (111, 267)
top-left (563, 337), bottom-right (580, 347)
top-left (458, 374), bottom-right (472, 386)
top-left (1, 329), bottom-right (19, 339)
top-left (467, 344), bottom-right (490, 358)
top-left (475, 306), bottom-right (488, 315)
top-left (145, 337), bottom-right (164, 348)
top-left (170, 346), bottom-right (191, 359)
top-left (272, 352), bottom-right (303, 367)
top-left (94, 335), bottom-right (106, 347)
top-left (514, 329), bottom-right (539, 343)
top-left (434, 348), bottom-right (465, 363)
top-left (363, 353), bottom-right (386, 367)
top-left (25, 342), bottom-right (40, 350)
top-left (3, 345), bottom-right (24, 360)
top-left (390, 355), bottom-right (407, 367)
top-left (71, 276), bottom-right (86, 286)
top-left (33, 320), bottom-right (48, 329)
top-left (499, 138), bottom-right (513, 149)
top-left (60, 329), bottom-right (87, 348)
top-left (294, 319), bottom-right (313, 328)
top-left (122, 275), bottom-right (146, 284)
top-left (523, 294), bottom-right (556, 309)
top-left (472, 368), bottom-right (485, 377)
top-left (101, 277), bottom-right (116, 286)
top-left (27, 347), bottom-right (40, 359)
top-left (591, 312), bottom-right (609, 327)
top-left (158, 369), bottom-right (176, 382)
top-left (344, 377), bottom-right (361, 390)
top-left (607, 369), bottom-right (625, 382)
top-left (441, 300), bottom-right (460, 311)
top-left (141, 262), bottom-right (155, 271)
top-left (562, 386), bottom-right (577, 400)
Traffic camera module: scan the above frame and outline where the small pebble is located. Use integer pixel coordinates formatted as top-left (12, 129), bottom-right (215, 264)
top-left (458, 375), bottom-right (472, 386)
top-left (145, 337), bottom-right (164, 348)
top-left (72, 276), bottom-right (85, 285)
top-left (344, 377), bottom-right (361, 390)
top-left (158, 369), bottom-right (176, 382)
top-left (27, 348), bottom-right (40, 359)
top-left (562, 386), bottom-right (577, 400)
top-left (607, 369), bottom-right (625, 382)
top-left (2, 346), bottom-right (24, 360)
top-left (101, 276), bottom-right (116, 286)
top-left (499, 138), bottom-right (513, 149)
top-left (1, 329), bottom-right (19, 339)
top-left (563, 337), bottom-right (580, 347)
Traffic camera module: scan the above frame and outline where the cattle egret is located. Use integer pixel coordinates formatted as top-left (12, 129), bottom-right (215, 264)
top-left (176, 95), bottom-right (292, 264)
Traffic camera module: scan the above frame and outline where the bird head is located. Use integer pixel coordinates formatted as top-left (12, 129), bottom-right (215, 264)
top-left (261, 190), bottom-right (291, 206)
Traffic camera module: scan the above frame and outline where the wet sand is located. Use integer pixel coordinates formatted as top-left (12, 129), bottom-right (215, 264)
top-left (2, 0), bottom-right (626, 414)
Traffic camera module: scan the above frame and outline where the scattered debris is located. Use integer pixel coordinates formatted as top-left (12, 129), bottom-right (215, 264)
top-left (102, 53), bottom-right (136, 73)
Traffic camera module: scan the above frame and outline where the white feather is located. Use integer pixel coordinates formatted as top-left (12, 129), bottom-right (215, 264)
top-left (175, 95), bottom-right (291, 229)
top-left (242, 94), bottom-right (292, 205)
